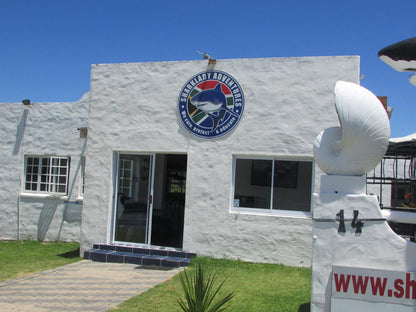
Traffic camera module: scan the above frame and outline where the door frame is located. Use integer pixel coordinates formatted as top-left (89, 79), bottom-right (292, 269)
top-left (110, 152), bottom-right (156, 246)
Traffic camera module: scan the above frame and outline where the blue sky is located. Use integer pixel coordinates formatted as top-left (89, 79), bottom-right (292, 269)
top-left (1, 0), bottom-right (415, 138)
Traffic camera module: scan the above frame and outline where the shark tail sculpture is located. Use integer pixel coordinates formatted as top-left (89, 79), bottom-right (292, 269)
top-left (378, 36), bottom-right (416, 86)
top-left (313, 81), bottom-right (390, 176)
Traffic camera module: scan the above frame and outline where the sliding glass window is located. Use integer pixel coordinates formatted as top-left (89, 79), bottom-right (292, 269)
top-left (233, 157), bottom-right (313, 213)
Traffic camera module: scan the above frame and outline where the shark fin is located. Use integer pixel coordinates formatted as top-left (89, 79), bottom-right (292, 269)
top-left (209, 110), bottom-right (227, 133)
top-left (215, 83), bottom-right (222, 92)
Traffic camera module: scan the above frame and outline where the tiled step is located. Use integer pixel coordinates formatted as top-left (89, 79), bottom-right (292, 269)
top-left (84, 244), bottom-right (196, 268)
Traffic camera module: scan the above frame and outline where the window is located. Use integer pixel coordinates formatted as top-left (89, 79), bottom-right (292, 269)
top-left (233, 157), bottom-right (313, 213)
top-left (119, 158), bottom-right (134, 197)
top-left (24, 156), bottom-right (70, 195)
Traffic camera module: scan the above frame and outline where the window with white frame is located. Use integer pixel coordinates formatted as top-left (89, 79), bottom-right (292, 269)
top-left (233, 157), bottom-right (313, 212)
top-left (24, 156), bottom-right (70, 195)
top-left (119, 158), bottom-right (134, 197)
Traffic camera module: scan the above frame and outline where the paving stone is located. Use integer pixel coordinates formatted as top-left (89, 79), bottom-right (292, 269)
top-left (0, 260), bottom-right (183, 312)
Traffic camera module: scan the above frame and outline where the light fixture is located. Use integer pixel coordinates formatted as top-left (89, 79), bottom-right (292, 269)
top-left (22, 99), bottom-right (30, 106)
top-left (196, 50), bottom-right (216, 65)
top-left (77, 127), bottom-right (88, 138)
top-left (196, 50), bottom-right (212, 60)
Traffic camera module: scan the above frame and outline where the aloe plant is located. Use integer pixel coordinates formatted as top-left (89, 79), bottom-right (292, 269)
top-left (177, 263), bottom-right (235, 312)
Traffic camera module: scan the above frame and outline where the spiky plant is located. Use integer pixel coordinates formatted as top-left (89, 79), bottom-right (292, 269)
top-left (177, 263), bottom-right (235, 312)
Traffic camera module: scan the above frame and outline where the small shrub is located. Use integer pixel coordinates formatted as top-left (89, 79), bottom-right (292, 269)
top-left (177, 263), bottom-right (235, 312)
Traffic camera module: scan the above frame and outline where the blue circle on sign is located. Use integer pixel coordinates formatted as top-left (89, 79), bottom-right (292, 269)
top-left (178, 70), bottom-right (245, 139)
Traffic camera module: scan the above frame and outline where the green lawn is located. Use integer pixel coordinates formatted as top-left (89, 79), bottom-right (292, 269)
top-left (110, 257), bottom-right (311, 312)
top-left (0, 240), bottom-right (81, 281)
top-left (0, 241), bottom-right (311, 311)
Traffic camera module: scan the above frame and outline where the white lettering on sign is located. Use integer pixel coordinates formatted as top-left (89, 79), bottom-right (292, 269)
top-left (332, 266), bottom-right (416, 306)
top-left (177, 70), bottom-right (245, 139)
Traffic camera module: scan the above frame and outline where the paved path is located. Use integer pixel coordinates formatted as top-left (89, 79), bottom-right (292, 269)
top-left (0, 260), bottom-right (183, 312)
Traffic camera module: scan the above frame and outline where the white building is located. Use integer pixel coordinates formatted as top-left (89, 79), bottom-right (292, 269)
top-left (0, 94), bottom-right (89, 241)
top-left (0, 56), bottom-right (360, 266)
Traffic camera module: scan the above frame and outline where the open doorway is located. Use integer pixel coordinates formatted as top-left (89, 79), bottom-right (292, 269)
top-left (113, 153), bottom-right (187, 249)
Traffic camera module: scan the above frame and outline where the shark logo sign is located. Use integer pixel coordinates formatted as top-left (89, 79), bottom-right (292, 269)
top-left (178, 70), bottom-right (244, 139)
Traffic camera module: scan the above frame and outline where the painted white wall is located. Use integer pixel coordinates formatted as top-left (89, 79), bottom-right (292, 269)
top-left (0, 93), bottom-right (89, 242)
top-left (311, 175), bottom-right (416, 311)
top-left (81, 56), bottom-right (360, 266)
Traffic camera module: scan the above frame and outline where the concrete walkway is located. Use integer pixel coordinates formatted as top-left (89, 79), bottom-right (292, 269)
top-left (0, 260), bottom-right (183, 312)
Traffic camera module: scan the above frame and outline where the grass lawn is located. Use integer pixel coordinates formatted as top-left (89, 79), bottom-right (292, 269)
top-left (110, 257), bottom-right (311, 312)
top-left (0, 240), bottom-right (81, 281)
top-left (0, 241), bottom-right (311, 311)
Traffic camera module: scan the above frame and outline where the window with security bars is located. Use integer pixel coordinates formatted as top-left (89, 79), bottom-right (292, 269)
top-left (24, 156), bottom-right (70, 195)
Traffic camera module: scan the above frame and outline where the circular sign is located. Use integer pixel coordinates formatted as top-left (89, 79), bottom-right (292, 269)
top-left (178, 70), bottom-right (245, 139)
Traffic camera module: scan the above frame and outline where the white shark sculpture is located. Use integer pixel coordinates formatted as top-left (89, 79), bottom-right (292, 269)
top-left (313, 81), bottom-right (390, 176)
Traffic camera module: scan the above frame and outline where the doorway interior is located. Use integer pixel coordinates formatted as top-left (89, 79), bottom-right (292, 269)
top-left (113, 153), bottom-right (187, 249)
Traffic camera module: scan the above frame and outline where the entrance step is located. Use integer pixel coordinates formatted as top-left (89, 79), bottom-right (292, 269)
top-left (84, 244), bottom-right (196, 268)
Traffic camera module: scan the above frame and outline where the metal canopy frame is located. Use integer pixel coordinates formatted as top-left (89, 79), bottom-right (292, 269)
top-left (366, 139), bottom-right (416, 240)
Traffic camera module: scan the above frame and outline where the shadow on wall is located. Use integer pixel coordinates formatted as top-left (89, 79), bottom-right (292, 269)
top-left (57, 139), bottom-right (87, 240)
top-left (19, 196), bottom-right (82, 242)
top-left (37, 198), bottom-right (59, 241)
top-left (13, 108), bottom-right (29, 155)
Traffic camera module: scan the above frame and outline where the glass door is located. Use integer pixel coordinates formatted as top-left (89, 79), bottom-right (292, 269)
top-left (113, 154), bottom-right (154, 244)
top-left (112, 153), bottom-right (187, 248)
top-left (150, 154), bottom-right (187, 248)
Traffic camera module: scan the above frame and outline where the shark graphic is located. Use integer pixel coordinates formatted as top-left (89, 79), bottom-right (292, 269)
top-left (189, 83), bottom-right (239, 132)
top-left (378, 37), bottom-right (416, 86)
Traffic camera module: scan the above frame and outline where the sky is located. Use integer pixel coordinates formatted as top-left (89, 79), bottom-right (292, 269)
top-left (0, 0), bottom-right (415, 138)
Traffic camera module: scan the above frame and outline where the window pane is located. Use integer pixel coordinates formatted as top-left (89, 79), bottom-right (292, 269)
top-left (24, 156), bottom-right (69, 195)
top-left (25, 157), bottom-right (40, 191)
top-left (274, 161), bottom-right (298, 188)
top-left (51, 166), bottom-right (59, 175)
top-left (27, 157), bottom-right (33, 165)
top-left (272, 160), bottom-right (312, 212)
top-left (234, 159), bottom-right (272, 209)
top-left (41, 173), bottom-right (49, 183)
top-left (58, 185), bottom-right (66, 193)
top-left (41, 166), bottom-right (48, 174)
